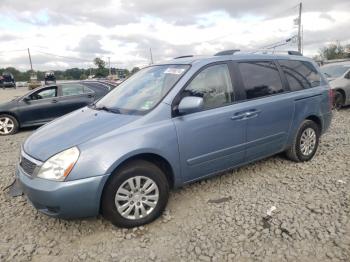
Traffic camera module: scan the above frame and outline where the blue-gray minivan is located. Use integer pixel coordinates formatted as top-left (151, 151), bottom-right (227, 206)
top-left (16, 51), bottom-right (333, 227)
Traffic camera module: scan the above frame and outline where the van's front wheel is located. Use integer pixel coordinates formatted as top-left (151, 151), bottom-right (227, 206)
top-left (101, 160), bottom-right (169, 228)
top-left (285, 120), bottom-right (320, 162)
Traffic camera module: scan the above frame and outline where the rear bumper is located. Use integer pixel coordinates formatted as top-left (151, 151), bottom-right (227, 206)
top-left (16, 165), bottom-right (109, 219)
top-left (321, 111), bottom-right (332, 134)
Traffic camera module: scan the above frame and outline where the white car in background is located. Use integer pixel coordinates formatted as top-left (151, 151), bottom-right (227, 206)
top-left (321, 61), bottom-right (350, 109)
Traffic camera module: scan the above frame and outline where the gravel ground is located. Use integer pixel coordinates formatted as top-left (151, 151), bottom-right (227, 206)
top-left (0, 88), bottom-right (349, 261)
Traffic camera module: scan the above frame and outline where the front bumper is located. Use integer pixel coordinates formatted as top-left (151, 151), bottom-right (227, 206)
top-left (2, 82), bottom-right (15, 87)
top-left (16, 165), bottom-right (109, 219)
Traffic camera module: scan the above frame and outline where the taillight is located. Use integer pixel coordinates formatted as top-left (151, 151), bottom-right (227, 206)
top-left (328, 88), bottom-right (334, 110)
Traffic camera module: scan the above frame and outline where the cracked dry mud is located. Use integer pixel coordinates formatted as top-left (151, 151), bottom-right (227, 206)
top-left (0, 88), bottom-right (349, 261)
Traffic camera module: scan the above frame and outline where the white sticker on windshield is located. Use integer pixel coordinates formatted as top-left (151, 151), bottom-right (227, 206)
top-left (164, 68), bottom-right (185, 75)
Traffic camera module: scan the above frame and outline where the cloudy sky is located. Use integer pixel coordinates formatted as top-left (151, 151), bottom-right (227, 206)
top-left (0, 0), bottom-right (349, 71)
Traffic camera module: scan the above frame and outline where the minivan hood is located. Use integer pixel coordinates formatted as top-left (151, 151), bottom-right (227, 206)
top-left (24, 107), bottom-right (140, 161)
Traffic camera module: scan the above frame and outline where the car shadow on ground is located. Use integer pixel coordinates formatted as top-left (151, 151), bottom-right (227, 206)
top-left (21, 126), bottom-right (39, 133)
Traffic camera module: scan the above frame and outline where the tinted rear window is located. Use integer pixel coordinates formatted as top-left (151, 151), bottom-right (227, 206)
top-left (279, 60), bottom-right (321, 91)
top-left (238, 61), bottom-right (284, 100)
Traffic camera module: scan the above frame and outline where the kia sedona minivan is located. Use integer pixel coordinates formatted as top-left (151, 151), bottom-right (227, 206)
top-left (17, 51), bottom-right (332, 227)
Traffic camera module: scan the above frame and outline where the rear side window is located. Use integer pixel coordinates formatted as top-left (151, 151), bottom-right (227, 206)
top-left (279, 60), bottom-right (321, 90)
top-left (183, 64), bottom-right (234, 110)
top-left (238, 61), bottom-right (284, 99)
top-left (61, 84), bottom-right (92, 96)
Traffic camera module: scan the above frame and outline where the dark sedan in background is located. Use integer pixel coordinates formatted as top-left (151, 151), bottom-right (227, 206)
top-left (0, 81), bottom-right (110, 135)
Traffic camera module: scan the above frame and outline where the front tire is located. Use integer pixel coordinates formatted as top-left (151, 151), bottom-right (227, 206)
top-left (0, 114), bottom-right (19, 135)
top-left (285, 120), bottom-right (320, 162)
top-left (101, 160), bottom-right (169, 228)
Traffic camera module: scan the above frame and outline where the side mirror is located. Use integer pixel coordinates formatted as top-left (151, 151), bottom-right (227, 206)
top-left (23, 96), bottom-right (31, 102)
top-left (345, 72), bottom-right (350, 79)
top-left (178, 96), bottom-right (204, 115)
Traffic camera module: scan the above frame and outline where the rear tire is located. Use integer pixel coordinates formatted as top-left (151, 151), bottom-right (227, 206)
top-left (0, 114), bottom-right (19, 135)
top-left (285, 120), bottom-right (320, 162)
top-left (333, 91), bottom-right (345, 110)
top-left (101, 160), bottom-right (169, 228)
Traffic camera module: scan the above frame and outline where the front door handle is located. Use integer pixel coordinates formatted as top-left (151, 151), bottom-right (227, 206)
top-left (244, 110), bottom-right (261, 118)
top-left (231, 114), bottom-right (246, 120)
top-left (51, 99), bottom-right (58, 103)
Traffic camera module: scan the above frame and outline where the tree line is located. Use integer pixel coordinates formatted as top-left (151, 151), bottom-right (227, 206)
top-left (0, 57), bottom-right (140, 82)
top-left (314, 42), bottom-right (350, 61)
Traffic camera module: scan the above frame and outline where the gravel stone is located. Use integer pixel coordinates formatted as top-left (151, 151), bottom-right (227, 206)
top-left (0, 88), bottom-right (349, 261)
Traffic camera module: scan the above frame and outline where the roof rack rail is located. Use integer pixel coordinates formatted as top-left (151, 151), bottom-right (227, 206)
top-left (287, 50), bottom-right (303, 56)
top-left (242, 49), bottom-right (303, 55)
top-left (174, 55), bottom-right (194, 59)
top-left (214, 49), bottom-right (240, 56)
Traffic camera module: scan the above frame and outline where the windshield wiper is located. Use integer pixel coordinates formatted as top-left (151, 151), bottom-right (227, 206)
top-left (323, 72), bottom-right (332, 78)
top-left (95, 106), bottom-right (121, 114)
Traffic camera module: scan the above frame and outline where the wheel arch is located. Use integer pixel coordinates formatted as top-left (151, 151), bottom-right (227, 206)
top-left (0, 111), bottom-right (20, 127)
top-left (116, 153), bottom-right (175, 188)
top-left (305, 114), bottom-right (322, 133)
top-left (99, 152), bottom-right (176, 214)
top-left (334, 88), bottom-right (346, 98)
top-left (333, 88), bottom-right (347, 105)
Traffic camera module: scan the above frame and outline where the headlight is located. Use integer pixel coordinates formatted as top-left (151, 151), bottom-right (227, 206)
top-left (37, 147), bottom-right (80, 181)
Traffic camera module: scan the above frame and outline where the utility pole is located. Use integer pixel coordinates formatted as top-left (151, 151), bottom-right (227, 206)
top-left (27, 48), bottom-right (33, 72)
top-left (301, 25), bottom-right (304, 54)
top-left (149, 48), bottom-right (154, 64)
top-left (108, 57), bottom-right (111, 76)
top-left (297, 2), bottom-right (302, 53)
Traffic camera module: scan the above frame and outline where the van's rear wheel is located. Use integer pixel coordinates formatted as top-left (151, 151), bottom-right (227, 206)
top-left (101, 160), bottom-right (169, 228)
top-left (285, 120), bottom-right (320, 162)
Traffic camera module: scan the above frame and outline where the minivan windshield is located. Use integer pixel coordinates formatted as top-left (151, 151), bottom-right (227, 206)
top-left (95, 64), bottom-right (189, 115)
top-left (321, 64), bottom-right (350, 78)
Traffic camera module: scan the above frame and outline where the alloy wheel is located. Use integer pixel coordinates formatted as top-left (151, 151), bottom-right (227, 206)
top-left (0, 117), bottom-right (15, 135)
top-left (115, 176), bottom-right (159, 220)
top-left (300, 128), bottom-right (316, 156)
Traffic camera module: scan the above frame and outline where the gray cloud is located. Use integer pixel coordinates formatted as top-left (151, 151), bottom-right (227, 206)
top-left (1, 0), bottom-right (349, 27)
top-left (0, 0), bottom-right (136, 27)
top-left (120, 0), bottom-right (350, 24)
top-left (0, 34), bottom-right (20, 42)
top-left (72, 35), bottom-right (109, 55)
top-left (303, 24), bottom-right (350, 47)
top-left (110, 34), bottom-right (198, 62)
top-left (319, 13), bottom-right (336, 23)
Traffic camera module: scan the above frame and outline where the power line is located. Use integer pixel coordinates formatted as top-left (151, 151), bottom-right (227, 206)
top-left (32, 49), bottom-right (93, 62)
top-left (0, 49), bottom-right (27, 54)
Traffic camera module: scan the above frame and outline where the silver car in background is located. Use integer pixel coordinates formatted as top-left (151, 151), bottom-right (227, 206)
top-left (321, 61), bottom-right (350, 109)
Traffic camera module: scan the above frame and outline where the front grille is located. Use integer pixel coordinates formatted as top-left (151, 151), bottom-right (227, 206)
top-left (20, 156), bottom-right (37, 176)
